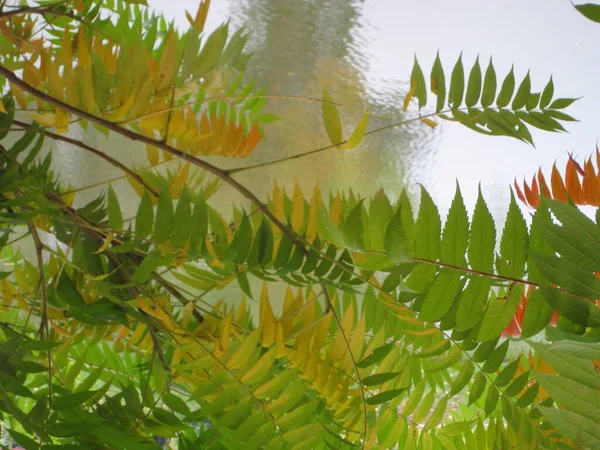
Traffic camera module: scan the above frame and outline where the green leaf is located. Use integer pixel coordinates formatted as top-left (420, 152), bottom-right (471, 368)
top-left (482, 340), bottom-right (509, 373)
top-left (402, 378), bottom-right (426, 415)
top-left (322, 88), bottom-right (343, 145)
top-left (412, 56), bottom-right (427, 108)
top-left (534, 372), bottom-right (600, 422)
top-left (107, 186), bottom-right (123, 232)
top-left (362, 372), bottom-right (401, 386)
top-left (441, 184), bottom-right (469, 266)
top-left (505, 373), bottom-right (530, 400)
top-left (549, 97), bottom-right (578, 109)
top-left (531, 253), bottom-right (600, 299)
top-left (419, 269), bottom-right (462, 322)
top-left (540, 221), bottom-right (600, 273)
top-left (534, 344), bottom-right (600, 390)
top-left (478, 286), bottom-right (522, 342)
top-left (468, 187), bottom-right (495, 272)
top-left (473, 337), bottom-right (500, 362)
top-left (384, 204), bottom-right (412, 262)
top-left (540, 285), bottom-right (600, 328)
top-left (342, 112), bottom-right (369, 150)
top-left (53, 390), bottom-right (98, 409)
top-left (229, 213), bottom-right (253, 264)
top-left (484, 386), bottom-right (499, 416)
top-left (358, 342), bottom-right (394, 368)
top-left (455, 277), bottom-right (492, 331)
top-left (135, 190), bottom-right (154, 240)
top-left (520, 289), bottom-right (553, 338)
top-left (366, 388), bottom-right (406, 406)
top-left (550, 341), bottom-right (600, 361)
top-left (466, 56), bottom-right (482, 107)
top-left (481, 58), bottom-right (497, 107)
top-left (413, 389), bottom-right (436, 423)
top-left (247, 219), bottom-right (274, 266)
top-left (498, 192), bottom-right (528, 278)
top-left (448, 54), bottom-right (465, 108)
top-left (538, 407), bottom-right (600, 449)
top-left (190, 194), bottom-right (208, 254)
top-left (496, 66), bottom-right (515, 108)
top-left (450, 360), bottom-right (474, 396)
top-left (495, 358), bottom-right (521, 388)
top-left (415, 187), bottom-right (441, 260)
top-left (237, 271), bottom-right (253, 299)
top-left (369, 189), bottom-right (393, 252)
top-left (468, 372), bottom-right (487, 405)
top-left (155, 187), bottom-right (174, 243)
top-left (316, 206), bottom-right (345, 248)
top-left (171, 189), bottom-right (192, 248)
top-left (542, 199), bottom-right (600, 272)
top-left (511, 71), bottom-right (531, 110)
top-left (540, 76), bottom-right (554, 109)
top-left (132, 251), bottom-right (162, 282)
top-left (424, 396), bottom-right (448, 430)
top-left (574, 3), bottom-right (600, 23)
top-left (431, 52), bottom-right (446, 113)
top-left (342, 200), bottom-right (365, 250)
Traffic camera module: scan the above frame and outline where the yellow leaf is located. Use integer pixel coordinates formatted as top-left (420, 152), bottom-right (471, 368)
top-left (241, 346), bottom-right (277, 385)
top-left (290, 180), bottom-right (305, 233)
top-left (402, 78), bottom-right (416, 112)
top-left (306, 184), bottom-right (320, 244)
top-left (23, 60), bottom-right (42, 86)
top-left (0, 100), bottom-right (5, 114)
top-left (275, 322), bottom-right (287, 358)
top-left (77, 29), bottom-right (91, 68)
top-left (129, 77), bottom-right (154, 120)
top-left (74, 0), bottom-right (84, 12)
top-left (109, 93), bottom-right (136, 122)
top-left (0, 280), bottom-right (13, 307)
top-left (55, 108), bottom-right (69, 133)
top-left (342, 112), bottom-right (369, 150)
top-left (226, 328), bottom-right (260, 370)
top-left (321, 87), bottom-right (343, 145)
top-left (62, 27), bottom-right (72, 68)
top-left (10, 83), bottom-right (27, 109)
top-left (260, 282), bottom-right (276, 347)
top-left (28, 112), bottom-right (56, 127)
top-left (420, 117), bottom-right (438, 128)
top-left (181, 302), bottom-right (194, 329)
top-left (330, 192), bottom-right (342, 226)
top-left (235, 295), bottom-right (247, 325)
top-left (272, 180), bottom-right (285, 233)
top-left (155, 30), bottom-right (178, 91)
top-left (186, 0), bottom-right (211, 33)
top-left (219, 312), bottom-right (233, 352)
top-left (93, 232), bottom-right (113, 254)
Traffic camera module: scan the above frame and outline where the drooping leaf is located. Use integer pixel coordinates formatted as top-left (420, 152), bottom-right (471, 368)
top-left (322, 88), bottom-right (343, 145)
top-left (465, 56), bottom-right (482, 107)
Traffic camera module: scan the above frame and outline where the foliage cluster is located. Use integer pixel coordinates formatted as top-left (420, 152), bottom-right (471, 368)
top-left (0, 1), bottom-right (598, 449)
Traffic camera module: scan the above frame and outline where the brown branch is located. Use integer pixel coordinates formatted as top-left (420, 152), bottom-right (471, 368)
top-left (411, 257), bottom-right (538, 287)
top-left (0, 64), bottom-right (308, 255)
top-left (12, 119), bottom-right (160, 198)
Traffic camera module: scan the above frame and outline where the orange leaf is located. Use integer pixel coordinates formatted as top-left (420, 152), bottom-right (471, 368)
top-left (550, 163), bottom-right (568, 203)
top-left (582, 159), bottom-right (600, 206)
top-left (523, 179), bottom-right (540, 208)
top-left (565, 157), bottom-right (584, 204)
top-left (537, 169), bottom-right (551, 198)
top-left (513, 180), bottom-right (527, 205)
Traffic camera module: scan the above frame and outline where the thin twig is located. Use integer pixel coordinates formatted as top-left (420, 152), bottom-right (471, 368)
top-left (12, 119), bottom-right (160, 197)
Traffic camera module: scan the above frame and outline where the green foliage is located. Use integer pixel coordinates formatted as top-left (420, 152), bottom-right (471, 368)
top-left (407, 54), bottom-right (576, 144)
top-left (0, 1), bottom-right (597, 449)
